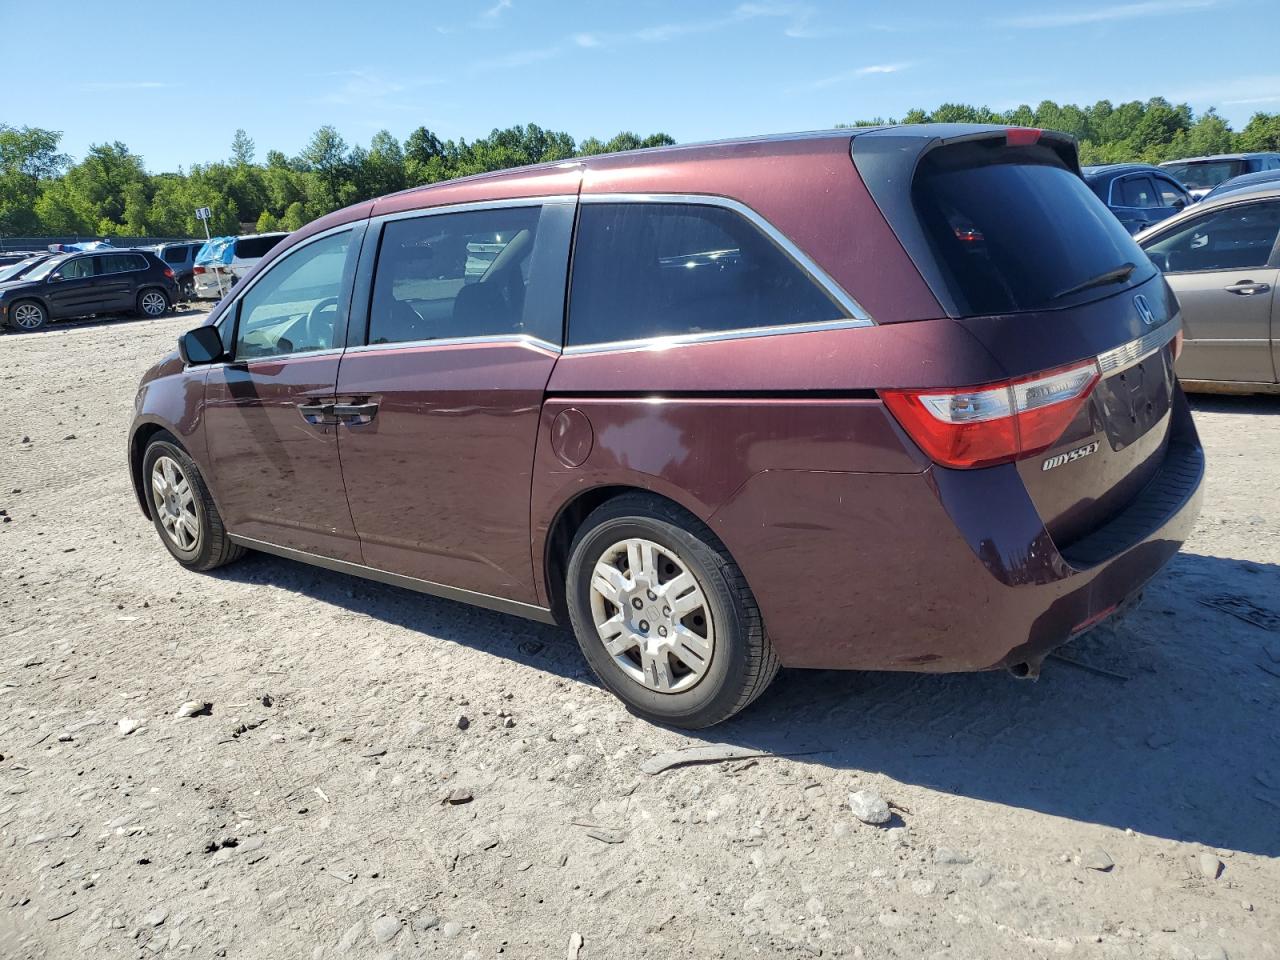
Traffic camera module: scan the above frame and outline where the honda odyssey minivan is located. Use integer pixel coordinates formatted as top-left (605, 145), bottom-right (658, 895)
top-left (128, 125), bottom-right (1204, 728)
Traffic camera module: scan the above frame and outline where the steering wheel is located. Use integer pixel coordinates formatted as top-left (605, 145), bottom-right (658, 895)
top-left (304, 297), bottom-right (339, 347)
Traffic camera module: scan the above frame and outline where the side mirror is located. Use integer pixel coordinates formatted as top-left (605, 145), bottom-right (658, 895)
top-left (47, 273), bottom-right (62, 282)
top-left (1172, 198), bottom-right (1187, 210)
top-left (178, 325), bottom-right (225, 365)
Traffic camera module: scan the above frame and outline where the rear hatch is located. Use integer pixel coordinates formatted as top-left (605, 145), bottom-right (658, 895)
top-left (854, 127), bottom-right (1182, 549)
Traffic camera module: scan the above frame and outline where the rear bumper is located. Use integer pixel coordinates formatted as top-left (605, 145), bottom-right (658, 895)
top-left (709, 390), bottom-right (1204, 672)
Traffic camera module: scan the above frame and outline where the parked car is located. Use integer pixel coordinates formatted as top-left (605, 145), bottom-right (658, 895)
top-left (129, 125), bottom-right (1203, 728)
top-left (0, 250), bottom-right (43, 267)
top-left (1201, 167), bottom-right (1280, 202)
top-left (192, 232), bottom-right (288, 299)
top-left (1160, 153), bottom-right (1280, 199)
top-left (149, 241), bottom-right (203, 300)
top-left (1082, 163), bottom-right (1191, 233)
top-left (0, 254), bottom-right (51, 283)
top-left (0, 249), bottom-right (178, 331)
top-left (1137, 180), bottom-right (1280, 394)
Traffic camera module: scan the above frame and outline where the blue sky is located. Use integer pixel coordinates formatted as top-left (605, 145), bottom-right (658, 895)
top-left (6, 0), bottom-right (1278, 172)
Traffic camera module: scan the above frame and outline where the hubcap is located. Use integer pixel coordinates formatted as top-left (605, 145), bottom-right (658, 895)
top-left (141, 292), bottom-right (166, 316)
top-left (12, 303), bottom-right (42, 329)
top-left (589, 538), bottom-right (714, 694)
top-left (150, 456), bottom-right (200, 553)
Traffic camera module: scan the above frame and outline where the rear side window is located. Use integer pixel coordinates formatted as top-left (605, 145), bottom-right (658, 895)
top-left (1144, 200), bottom-right (1280, 273)
top-left (162, 246), bottom-right (188, 264)
top-left (368, 205), bottom-right (543, 345)
top-left (568, 202), bottom-right (845, 346)
top-left (100, 253), bottom-right (147, 273)
top-left (912, 144), bottom-right (1153, 315)
top-left (233, 235), bottom-right (285, 259)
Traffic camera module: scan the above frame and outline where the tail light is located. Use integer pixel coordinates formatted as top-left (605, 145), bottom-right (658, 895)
top-left (193, 265), bottom-right (205, 275)
top-left (1173, 329), bottom-right (1184, 361)
top-left (163, 267), bottom-right (175, 279)
top-left (880, 360), bottom-right (1100, 469)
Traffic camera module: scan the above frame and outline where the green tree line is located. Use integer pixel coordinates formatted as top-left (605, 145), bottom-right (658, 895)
top-left (845, 97), bottom-right (1280, 166)
top-left (4, 97), bottom-right (1280, 239)
top-left (0, 123), bottom-right (674, 238)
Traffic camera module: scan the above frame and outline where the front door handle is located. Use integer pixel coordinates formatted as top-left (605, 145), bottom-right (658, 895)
top-left (333, 402), bottom-right (378, 424)
top-left (1225, 280), bottom-right (1271, 296)
top-left (296, 401), bottom-right (336, 425)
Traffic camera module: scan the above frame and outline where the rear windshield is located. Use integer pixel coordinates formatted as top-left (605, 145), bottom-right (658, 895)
top-left (1161, 159), bottom-right (1244, 190)
top-left (234, 235), bottom-right (285, 259)
top-left (913, 144), bottom-right (1153, 315)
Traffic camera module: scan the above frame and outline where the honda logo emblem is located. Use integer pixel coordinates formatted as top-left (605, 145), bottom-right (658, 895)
top-left (1134, 294), bottom-right (1156, 326)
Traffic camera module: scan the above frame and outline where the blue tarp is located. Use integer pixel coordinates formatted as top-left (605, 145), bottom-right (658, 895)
top-left (47, 240), bottom-right (115, 253)
top-left (194, 237), bottom-right (235, 266)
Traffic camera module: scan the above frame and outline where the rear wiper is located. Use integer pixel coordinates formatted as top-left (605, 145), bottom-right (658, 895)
top-left (1048, 262), bottom-right (1137, 302)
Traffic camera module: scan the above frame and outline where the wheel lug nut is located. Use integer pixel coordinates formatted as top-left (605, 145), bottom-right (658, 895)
top-left (662, 606), bottom-right (671, 617)
top-left (638, 620), bottom-right (649, 632)
top-left (647, 589), bottom-right (657, 601)
top-left (632, 598), bottom-right (643, 610)
top-left (658, 626), bottom-right (668, 637)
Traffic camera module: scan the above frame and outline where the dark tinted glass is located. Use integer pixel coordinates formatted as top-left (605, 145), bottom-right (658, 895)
top-left (1162, 159), bottom-right (1245, 190)
top-left (1118, 176), bottom-right (1157, 208)
top-left (58, 257), bottom-right (96, 279)
top-left (234, 234), bottom-right (285, 259)
top-left (162, 246), bottom-right (188, 264)
top-left (1145, 200), bottom-right (1280, 272)
top-left (568, 203), bottom-right (845, 346)
top-left (912, 145), bottom-right (1153, 315)
top-left (369, 206), bottom-right (542, 344)
top-left (1156, 179), bottom-right (1187, 207)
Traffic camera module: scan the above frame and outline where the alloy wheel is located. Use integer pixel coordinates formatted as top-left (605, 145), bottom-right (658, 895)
top-left (11, 303), bottom-right (44, 329)
top-left (140, 291), bottom-right (168, 317)
top-left (150, 455), bottom-right (200, 553)
top-left (589, 537), bottom-right (715, 694)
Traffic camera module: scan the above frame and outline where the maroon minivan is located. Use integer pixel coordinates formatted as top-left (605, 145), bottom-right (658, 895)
top-left (128, 125), bottom-right (1204, 728)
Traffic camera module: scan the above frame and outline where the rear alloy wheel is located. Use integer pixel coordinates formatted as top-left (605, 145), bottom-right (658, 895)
top-left (137, 289), bottom-right (169, 318)
top-left (566, 494), bottom-right (780, 728)
top-left (142, 436), bottom-right (245, 571)
top-left (9, 300), bottom-right (47, 331)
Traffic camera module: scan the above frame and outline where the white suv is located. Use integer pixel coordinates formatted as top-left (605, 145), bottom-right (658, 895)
top-left (193, 233), bottom-right (288, 299)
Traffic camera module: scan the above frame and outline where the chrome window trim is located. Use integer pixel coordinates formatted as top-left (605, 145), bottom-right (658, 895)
top-left (562, 316), bottom-right (875, 356)
top-left (372, 193), bottom-right (577, 227)
top-left (345, 333), bottom-right (560, 355)
top-left (577, 192), bottom-right (872, 325)
top-left (198, 346), bottom-right (344, 371)
top-left (226, 534), bottom-right (557, 625)
top-left (1097, 317), bottom-right (1181, 375)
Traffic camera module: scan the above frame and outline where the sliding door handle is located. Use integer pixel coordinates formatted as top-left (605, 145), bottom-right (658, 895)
top-left (296, 401), bottom-right (335, 425)
top-left (333, 402), bottom-right (378, 424)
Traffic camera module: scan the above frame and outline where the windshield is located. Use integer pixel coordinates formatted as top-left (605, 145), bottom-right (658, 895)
top-left (0, 258), bottom-right (45, 282)
top-left (24, 256), bottom-right (68, 282)
top-left (1162, 159), bottom-right (1245, 190)
top-left (912, 144), bottom-right (1154, 315)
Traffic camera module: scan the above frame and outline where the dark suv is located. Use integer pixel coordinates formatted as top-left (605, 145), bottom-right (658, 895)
top-left (1, 250), bottom-right (178, 331)
top-left (1082, 163), bottom-right (1191, 233)
top-left (151, 241), bottom-right (203, 300)
top-left (128, 125), bottom-right (1204, 728)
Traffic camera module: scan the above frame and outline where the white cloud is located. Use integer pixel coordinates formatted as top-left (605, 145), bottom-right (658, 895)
top-left (573, 32), bottom-right (602, 48)
top-left (994, 0), bottom-right (1221, 29)
top-left (478, 0), bottom-right (512, 25)
top-left (802, 62), bottom-right (915, 90)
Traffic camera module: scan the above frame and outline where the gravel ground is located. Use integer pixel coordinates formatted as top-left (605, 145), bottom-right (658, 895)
top-left (1, 312), bottom-right (1278, 960)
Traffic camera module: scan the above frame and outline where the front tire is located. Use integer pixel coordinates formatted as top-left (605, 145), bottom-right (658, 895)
top-left (137, 288), bottom-right (169, 318)
top-left (565, 493), bottom-right (779, 728)
top-left (142, 436), bottom-right (244, 571)
top-left (8, 300), bottom-right (48, 331)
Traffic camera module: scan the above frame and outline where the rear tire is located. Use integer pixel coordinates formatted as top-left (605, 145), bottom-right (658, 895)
top-left (142, 435), bottom-right (244, 571)
top-left (8, 299), bottom-right (48, 331)
top-left (565, 493), bottom-right (779, 728)
top-left (137, 288), bottom-right (169, 318)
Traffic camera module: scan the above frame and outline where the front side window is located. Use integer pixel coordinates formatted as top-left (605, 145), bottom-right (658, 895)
top-left (1156, 179), bottom-right (1188, 207)
top-left (368, 206), bottom-right (542, 345)
top-left (57, 257), bottom-right (96, 280)
top-left (1118, 176), bottom-right (1157, 208)
top-left (568, 202), bottom-right (846, 347)
top-left (1145, 200), bottom-right (1280, 273)
top-left (234, 231), bottom-right (352, 359)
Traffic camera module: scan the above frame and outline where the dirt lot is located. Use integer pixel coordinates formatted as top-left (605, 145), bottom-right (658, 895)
top-left (1, 311), bottom-right (1278, 960)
